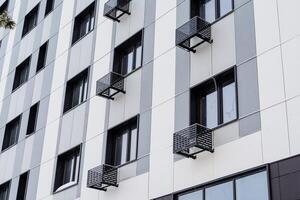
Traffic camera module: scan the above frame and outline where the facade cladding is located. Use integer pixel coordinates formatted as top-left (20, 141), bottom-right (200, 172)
top-left (0, 0), bottom-right (300, 199)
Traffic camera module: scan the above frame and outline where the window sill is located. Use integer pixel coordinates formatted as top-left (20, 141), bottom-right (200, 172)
top-left (71, 29), bottom-right (94, 47)
top-left (63, 100), bottom-right (87, 115)
top-left (210, 118), bottom-right (238, 131)
top-left (53, 181), bottom-right (78, 194)
top-left (11, 81), bottom-right (27, 93)
top-left (21, 25), bottom-right (38, 39)
top-left (1, 143), bottom-right (17, 153)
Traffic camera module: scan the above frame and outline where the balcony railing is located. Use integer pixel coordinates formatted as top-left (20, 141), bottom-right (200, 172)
top-left (87, 164), bottom-right (118, 191)
top-left (104, 0), bottom-right (131, 22)
top-left (173, 124), bottom-right (214, 159)
top-left (176, 16), bottom-right (212, 53)
top-left (96, 72), bottom-right (125, 100)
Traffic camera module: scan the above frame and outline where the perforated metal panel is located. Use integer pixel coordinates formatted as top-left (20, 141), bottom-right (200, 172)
top-left (176, 16), bottom-right (212, 53)
top-left (104, 0), bottom-right (131, 22)
top-left (87, 164), bottom-right (118, 191)
top-left (173, 124), bottom-right (214, 159)
top-left (96, 72), bottom-right (125, 100)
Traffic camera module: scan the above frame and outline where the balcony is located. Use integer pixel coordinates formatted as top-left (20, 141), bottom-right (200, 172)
top-left (96, 72), bottom-right (125, 100)
top-left (104, 0), bottom-right (131, 22)
top-left (176, 16), bottom-right (212, 53)
top-left (87, 164), bottom-right (118, 191)
top-left (173, 124), bottom-right (214, 159)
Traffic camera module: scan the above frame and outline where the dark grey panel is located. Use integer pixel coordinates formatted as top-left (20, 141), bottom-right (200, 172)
top-left (137, 111), bottom-right (151, 158)
top-left (174, 91), bottom-right (189, 132)
top-left (234, 0), bottom-right (252, 9)
top-left (234, 0), bottom-right (256, 65)
top-left (12, 140), bottom-right (26, 177)
top-left (239, 112), bottom-right (261, 137)
top-left (237, 58), bottom-right (260, 117)
top-left (136, 155), bottom-right (150, 176)
top-left (25, 167), bottom-right (40, 200)
top-left (144, 0), bottom-right (156, 26)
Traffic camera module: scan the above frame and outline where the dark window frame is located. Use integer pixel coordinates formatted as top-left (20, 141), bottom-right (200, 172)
top-left (113, 30), bottom-right (144, 76)
top-left (1, 114), bottom-right (22, 152)
top-left (63, 68), bottom-right (89, 113)
top-left (105, 116), bottom-right (139, 167)
top-left (71, 2), bottom-right (96, 45)
top-left (0, 0), bottom-right (9, 13)
top-left (26, 102), bottom-right (40, 136)
top-left (16, 171), bottom-right (29, 200)
top-left (190, 0), bottom-right (234, 22)
top-left (0, 180), bottom-right (11, 200)
top-left (190, 67), bottom-right (238, 129)
top-left (36, 41), bottom-right (49, 73)
top-left (45, 0), bottom-right (54, 17)
top-left (53, 145), bottom-right (81, 193)
top-left (22, 4), bottom-right (40, 37)
top-left (12, 56), bottom-right (31, 92)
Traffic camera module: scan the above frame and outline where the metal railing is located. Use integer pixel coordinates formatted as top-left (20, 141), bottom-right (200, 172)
top-left (96, 72), bottom-right (125, 100)
top-left (104, 0), bottom-right (131, 22)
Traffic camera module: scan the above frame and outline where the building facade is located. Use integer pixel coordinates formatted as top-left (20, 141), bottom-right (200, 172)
top-left (0, 0), bottom-right (299, 199)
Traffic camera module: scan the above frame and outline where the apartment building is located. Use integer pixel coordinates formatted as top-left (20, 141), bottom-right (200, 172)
top-left (0, 0), bottom-right (299, 199)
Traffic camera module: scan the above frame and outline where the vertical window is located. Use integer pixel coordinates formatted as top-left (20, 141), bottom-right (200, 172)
top-left (26, 102), bottom-right (39, 136)
top-left (45, 0), bottom-right (54, 16)
top-left (0, 181), bottom-right (10, 200)
top-left (12, 57), bottom-right (31, 91)
top-left (36, 41), bottom-right (48, 72)
top-left (191, 0), bottom-right (233, 22)
top-left (63, 69), bottom-right (89, 113)
top-left (2, 115), bottom-right (21, 151)
top-left (106, 116), bottom-right (138, 166)
top-left (16, 172), bottom-right (29, 200)
top-left (72, 2), bottom-right (95, 44)
top-left (191, 68), bottom-right (237, 129)
top-left (22, 4), bottom-right (39, 37)
top-left (206, 181), bottom-right (234, 200)
top-left (54, 146), bottom-right (80, 192)
top-left (236, 171), bottom-right (269, 200)
top-left (178, 190), bottom-right (203, 200)
top-left (113, 31), bottom-right (143, 76)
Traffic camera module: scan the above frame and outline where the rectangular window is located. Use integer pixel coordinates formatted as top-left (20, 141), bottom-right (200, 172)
top-left (72, 2), bottom-right (95, 44)
top-left (113, 31), bottom-right (143, 76)
top-left (16, 172), bottom-right (29, 200)
top-left (45, 0), bottom-right (54, 16)
top-left (0, 181), bottom-right (10, 200)
top-left (191, 67), bottom-right (237, 129)
top-left (22, 4), bottom-right (39, 37)
top-left (36, 41), bottom-right (48, 72)
top-left (106, 116), bottom-right (138, 166)
top-left (191, 0), bottom-right (233, 23)
top-left (63, 69), bottom-right (89, 113)
top-left (2, 115), bottom-right (21, 151)
top-left (206, 181), bottom-right (233, 200)
top-left (12, 56), bottom-right (31, 91)
top-left (178, 190), bottom-right (203, 200)
top-left (54, 146), bottom-right (80, 192)
top-left (0, 1), bottom-right (9, 13)
top-left (26, 102), bottom-right (39, 136)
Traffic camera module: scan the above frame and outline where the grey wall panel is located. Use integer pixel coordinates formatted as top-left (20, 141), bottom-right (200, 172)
top-left (140, 61), bottom-right (154, 113)
top-left (12, 140), bottom-right (26, 177)
top-left (137, 110), bottom-right (151, 158)
top-left (174, 91), bottom-right (189, 132)
top-left (8, 176), bottom-right (18, 200)
top-left (234, 0), bottom-right (256, 65)
top-left (136, 155), bottom-right (150, 176)
top-left (26, 167), bottom-right (40, 200)
top-left (239, 112), bottom-right (261, 137)
top-left (144, 0), bottom-right (156, 26)
top-left (234, 0), bottom-right (252, 9)
top-left (237, 58), bottom-right (260, 117)
top-left (30, 129), bottom-right (46, 168)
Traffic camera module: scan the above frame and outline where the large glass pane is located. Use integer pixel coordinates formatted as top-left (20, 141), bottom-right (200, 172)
top-left (206, 181), bottom-right (234, 200)
top-left (178, 190), bottom-right (203, 200)
top-left (135, 45), bottom-right (142, 68)
top-left (62, 157), bottom-right (72, 184)
top-left (130, 128), bottom-right (137, 161)
top-left (205, 91), bottom-right (218, 128)
top-left (126, 51), bottom-right (134, 74)
top-left (199, 0), bottom-right (215, 23)
top-left (115, 135), bottom-right (123, 165)
top-left (71, 82), bottom-right (81, 107)
top-left (236, 171), bottom-right (269, 200)
top-left (222, 82), bottom-right (237, 124)
top-left (219, 0), bottom-right (233, 17)
top-left (121, 132), bottom-right (128, 165)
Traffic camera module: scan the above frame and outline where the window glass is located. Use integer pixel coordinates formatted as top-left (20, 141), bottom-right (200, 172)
top-left (135, 45), bottom-right (142, 68)
top-left (204, 91), bottom-right (218, 128)
top-left (26, 102), bottom-right (39, 135)
top-left (178, 190), bottom-right (203, 200)
top-left (45, 0), bottom-right (54, 16)
top-left (0, 182), bottom-right (10, 200)
top-left (13, 57), bottom-right (30, 91)
top-left (219, 0), bottom-right (233, 17)
top-left (16, 172), bottom-right (29, 200)
top-left (206, 181), bottom-right (234, 200)
top-left (222, 82), bottom-right (237, 124)
top-left (36, 41), bottom-right (48, 72)
top-left (22, 4), bottom-right (39, 37)
top-left (130, 128), bottom-right (138, 161)
top-left (236, 171), bottom-right (269, 200)
top-left (199, 0), bottom-right (215, 23)
top-left (2, 115), bottom-right (21, 151)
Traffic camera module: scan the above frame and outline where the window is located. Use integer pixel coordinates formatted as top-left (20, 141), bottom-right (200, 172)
top-left (176, 170), bottom-right (268, 200)
top-left (26, 102), bottom-right (39, 136)
top-left (2, 115), bottom-right (21, 151)
top-left (0, 181), bottom-right (10, 200)
top-left (236, 171), bottom-right (269, 200)
top-left (16, 172), bottom-right (29, 200)
top-left (106, 116), bottom-right (138, 166)
top-left (191, 0), bottom-right (233, 23)
top-left (0, 1), bottom-right (9, 13)
top-left (63, 69), bottom-right (89, 113)
top-left (72, 2), bottom-right (95, 44)
top-left (45, 0), bottom-right (54, 16)
top-left (54, 146), bottom-right (80, 192)
top-left (12, 56), bottom-right (31, 91)
top-left (22, 4), bottom-right (39, 37)
top-left (36, 41), bottom-right (48, 72)
top-left (113, 31), bottom-right (143, 76)
top-left (191, 67), bottom-right (237, 129)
